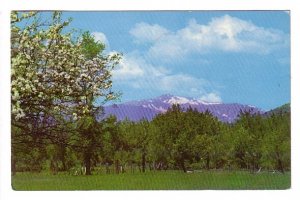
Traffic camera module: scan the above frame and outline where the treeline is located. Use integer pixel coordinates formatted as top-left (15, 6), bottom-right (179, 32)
top-left (12, 104), bottom-right (290, 175)
top-left (11, 11), bottom-right (290, 176)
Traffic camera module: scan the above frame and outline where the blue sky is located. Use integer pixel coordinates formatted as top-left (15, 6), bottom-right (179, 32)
top-left (63, 11), bottom-right (290, 111)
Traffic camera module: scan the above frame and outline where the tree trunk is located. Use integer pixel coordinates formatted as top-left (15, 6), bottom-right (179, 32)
top-left (142, 152), bottom-right (146, 173)
top-left (206, 155), bottom-right (210, 170)
top-left (130, 161), bottom-right (134, 173)
top-left (180, 159), bottom-right (187, 173)
top-left (84, 153), bottom-right (92, 175)
top-left (60, 145), bottom-right (67, 171)
top-left (105, 163), bottom-right (110, 174)
top-left (149, 162), bottom-right (153, 171)
top-left (278, 159), bottom-right (285, 174)
top-left (138, 164), bottom-right (141, 172)
top-left (276, 152), bottom-right (285, 174)
top-left (115, 160), bottom-right (120, 174)
top-left (50, 160), bottom-right (58, 175)
top-left (11, 158), bottom-right (16, 176)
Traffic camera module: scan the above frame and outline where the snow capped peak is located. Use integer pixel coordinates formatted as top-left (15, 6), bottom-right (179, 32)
top-left (125, 94), bottom-right (222, 107)
top-left (103, 93), bottom-right (263, 123)
top-left (195, 99), bottom-right (222, 105)
top-left (157, 94), bottom-right (174, 100)
top-left (165, 96), bottom-right (199, 105)
top-left (158, 94), bottom-right (221, 105)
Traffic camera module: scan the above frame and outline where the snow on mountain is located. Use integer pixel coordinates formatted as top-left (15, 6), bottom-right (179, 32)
top-left (102, 94), bottom-right (263, 123)
top-left (165, 96), bottom-right (198, 105)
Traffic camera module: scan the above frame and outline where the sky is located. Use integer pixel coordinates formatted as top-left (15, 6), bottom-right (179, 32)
top-left (62, 11), bottom-right (290, 111)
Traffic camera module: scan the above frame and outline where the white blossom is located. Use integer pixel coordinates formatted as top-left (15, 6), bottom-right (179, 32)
top-left (11, 11), bottom-right (121, 121)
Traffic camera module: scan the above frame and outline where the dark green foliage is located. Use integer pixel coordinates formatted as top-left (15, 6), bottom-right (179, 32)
top-left (260, 112), bottom-right (290, 172)
top-left (264, 103), bottom-right (290, 116)
top-left (152, 106), bottom-right (221, 172)
top-left (80, 31), bottom-right (105, 59)
top-left (12, 103), bottom-right (290, 176)
top-left (11, 12), bottom-right (290, 188)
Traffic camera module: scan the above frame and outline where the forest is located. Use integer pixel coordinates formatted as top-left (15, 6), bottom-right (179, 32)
top-left (12, 103), bottom-right (290, 175)
top-left (11, 11), bottom-right (290, 177)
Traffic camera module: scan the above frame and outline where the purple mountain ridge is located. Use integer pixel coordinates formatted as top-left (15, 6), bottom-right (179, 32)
top-left (102, 94), bottom-right (264, 123)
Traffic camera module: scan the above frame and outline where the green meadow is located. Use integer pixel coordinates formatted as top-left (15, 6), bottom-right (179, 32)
top-left (12, 170), bottom-right (290, 190)
top-left (11, 12), bottom-right (291, 192)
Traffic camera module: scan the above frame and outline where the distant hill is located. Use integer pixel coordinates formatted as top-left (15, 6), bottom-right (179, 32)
top-left (264, 103), bottom-right (290, 117)
top-left (102, 94), bottom-right (263, 123)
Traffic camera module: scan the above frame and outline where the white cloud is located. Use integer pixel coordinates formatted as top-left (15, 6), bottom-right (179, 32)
top-left (199, 92), bottom-right (222, 103)
top-left (113, 56), bottom-right (220, 101)
top-left (112, 52), bottom-right (220, 101)
top-left (158, 74), bottom-right (222, 100)
top-left (112, 52), bottom-right (170, 80)
top-left (92, 32), bottom-right (110, 48)
top-left (89, 30), bottom-right (221, 102)
top-left (130, 22), bottom-right (170, 43)
top-left (148, 35), bottom-right (186, 59)
top-left (160, 74), bottom-right (207, 93)
top-left (112, 54), bottom-right (145, 80)
top-left (277, 57), bottom-right (290, 66)
top-left (131, 15), bottom-right (289, 59)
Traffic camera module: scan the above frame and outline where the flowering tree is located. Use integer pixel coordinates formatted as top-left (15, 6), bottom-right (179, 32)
top-left (11, 11), bottom-right (121, 174)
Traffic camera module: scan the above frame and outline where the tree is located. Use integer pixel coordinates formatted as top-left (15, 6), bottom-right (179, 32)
top-left (190, 110), bottom-right (221, 170)
top-left (11, 11), bottom-right (121, 175)
top-left (102, 115), bottom-right (125, 174)
top-left (261, 113), bottom-right (290, 173)
top-left (148, 117), bottom-right (172, 171)
top-left (132, 120), bottom-right (152, 172)
top-left (231, 124), bottom-right (251, 169)
top-left (80, 31), bottom-right (105, 60)
top-left (11, 10), bottom-right (121, 126)
top-left (153, 105), bottom-right (196, 172)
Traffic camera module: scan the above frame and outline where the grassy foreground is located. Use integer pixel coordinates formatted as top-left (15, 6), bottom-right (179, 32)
top-left (12, 170), bottom-right (290, 190)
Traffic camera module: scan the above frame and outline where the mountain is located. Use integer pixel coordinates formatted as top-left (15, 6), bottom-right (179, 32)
top-left (102, 94), bottom-right (264, 123)
top-left (263, 103), bottom-right (290, 117)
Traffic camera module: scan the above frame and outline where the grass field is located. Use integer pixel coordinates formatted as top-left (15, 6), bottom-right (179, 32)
top-left (12, 170), bottom-right (290, 190)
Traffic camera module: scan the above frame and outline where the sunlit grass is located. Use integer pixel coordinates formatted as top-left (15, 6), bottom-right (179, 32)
top-left (12, 170), bottom-right (290, 190)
